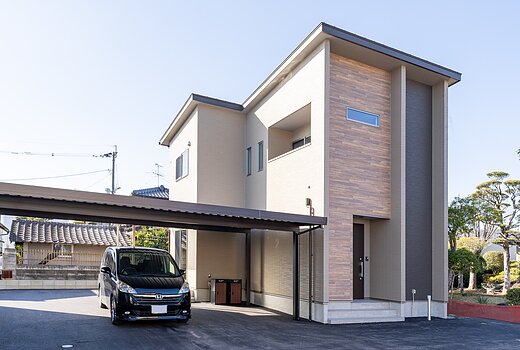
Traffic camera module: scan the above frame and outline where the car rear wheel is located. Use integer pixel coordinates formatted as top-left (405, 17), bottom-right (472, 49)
top-left (110, 296), bottom-right (120, 325)
top-left (98, 286), bottom-right (107, 309)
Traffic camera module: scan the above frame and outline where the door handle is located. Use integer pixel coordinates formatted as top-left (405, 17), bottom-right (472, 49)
top-left (359, 260), bottom-right (364, 279)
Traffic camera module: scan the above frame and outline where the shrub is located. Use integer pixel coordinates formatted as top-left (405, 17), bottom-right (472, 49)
top-left (505, 288), bottom-right (520, 305)
top-left (487, 267), bottom-right (520, 284)
top-left (475, 295), bottom-right (490, 304)
top-left (483, 251), bottom-right (503, 274)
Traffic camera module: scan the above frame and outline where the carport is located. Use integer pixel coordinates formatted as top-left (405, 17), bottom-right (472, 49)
top-left (0, 182), bottom-right (326, 320)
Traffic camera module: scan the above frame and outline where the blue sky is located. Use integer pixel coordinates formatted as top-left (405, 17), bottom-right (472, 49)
top-left (0, 1), bottom-right (519, 200)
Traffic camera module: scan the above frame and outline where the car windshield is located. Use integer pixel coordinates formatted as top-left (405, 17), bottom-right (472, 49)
top-left (117, 250), bottom-right (181, 277)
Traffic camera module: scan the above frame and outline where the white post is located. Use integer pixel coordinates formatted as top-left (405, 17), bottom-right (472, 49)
top-left (427, 295), bottom-right (432, 321)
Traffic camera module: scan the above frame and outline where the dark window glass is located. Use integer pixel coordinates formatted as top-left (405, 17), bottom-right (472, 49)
top-left (258, 141), bottom-right (264, 172)
top-left (292, 135), bottom-right (311, 150)
top-left (118, 250), bottom-right (180, 277)
top-left (246, 147), bottom-right (252, 176)
top-left (292, 139), bottom-right (304, 149)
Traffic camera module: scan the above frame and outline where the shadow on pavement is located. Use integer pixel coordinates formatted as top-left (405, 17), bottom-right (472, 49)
top-left (0, 288), bottom-right (96, 301)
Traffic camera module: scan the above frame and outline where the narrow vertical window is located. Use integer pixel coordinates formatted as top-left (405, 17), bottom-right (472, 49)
top-left (175, 149), bottom-right (189, 181)
top-left (258, 141), bottom-right (264, 172)
top-left (246, 147), bottom-right (252, 176)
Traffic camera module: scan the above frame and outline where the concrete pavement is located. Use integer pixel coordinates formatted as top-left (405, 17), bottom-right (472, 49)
top-left (0, 289), bottom-right (519, 349)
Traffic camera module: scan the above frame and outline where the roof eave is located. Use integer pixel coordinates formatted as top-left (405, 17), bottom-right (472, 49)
top-left (321, 23), bottom-right (461, 83)
top-left (159, 94), bottom-right (244, 146)
top-left (242, 22), bottom-right (461, 112)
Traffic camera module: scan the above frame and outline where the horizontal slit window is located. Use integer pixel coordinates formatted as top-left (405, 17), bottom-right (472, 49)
top-left (347, 107), bottom-right (380, 127)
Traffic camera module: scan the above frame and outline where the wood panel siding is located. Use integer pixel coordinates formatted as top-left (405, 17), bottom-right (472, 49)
top-left (328, 53), bottom-right (391, 300)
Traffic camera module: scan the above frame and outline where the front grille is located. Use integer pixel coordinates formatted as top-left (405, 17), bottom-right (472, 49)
top-left (132, 308), bottom-right (181, 317)
top-left (132, 293), bottom-right (183, 305)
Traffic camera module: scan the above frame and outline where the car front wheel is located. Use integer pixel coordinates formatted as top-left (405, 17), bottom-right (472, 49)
top-left (110, 296), bottom-right (120, 325)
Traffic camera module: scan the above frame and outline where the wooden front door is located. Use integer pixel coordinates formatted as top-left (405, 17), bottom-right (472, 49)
top-left (215, 281), bottom-right (227, 305)
top-left (353, 223), bottom-right (365, 299)
top-left (229, 281), bottom-right (241, 304)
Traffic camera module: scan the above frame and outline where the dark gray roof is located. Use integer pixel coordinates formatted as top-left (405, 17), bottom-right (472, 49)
top-left (9, 219), bottom-right (131, 246)
top-left (131, 185), bottom-right (169, 199)
top-left (191, 94), bottom-right (243, 111)
top-left (0, 182), bottom-right (326, 232)
top-left (321, 23), bottom-right (461, 81)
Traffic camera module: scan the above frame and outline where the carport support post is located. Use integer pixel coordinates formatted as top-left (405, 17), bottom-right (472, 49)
top-left (293, 230), bottom-right (300, 320)
top-left (245, 229), bottom-right (251, 306)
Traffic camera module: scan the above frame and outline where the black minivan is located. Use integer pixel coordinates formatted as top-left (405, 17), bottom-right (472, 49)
top-left (98, 247), bottom-right (191, 324)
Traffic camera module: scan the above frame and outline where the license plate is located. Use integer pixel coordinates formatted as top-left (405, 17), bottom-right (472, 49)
top-left (151, 305), bottom-right (167, 314)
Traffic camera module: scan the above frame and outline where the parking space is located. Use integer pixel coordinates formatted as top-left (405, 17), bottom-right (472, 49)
top-left (0, 289), bottom-right (519, 349)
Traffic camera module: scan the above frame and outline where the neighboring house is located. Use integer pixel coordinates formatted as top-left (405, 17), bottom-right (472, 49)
top-left (131, 185), bottom-right (169, 199)
top-left (160, 23), bottom-right (461, 324)
top-left (10, 219), bottom-right (131, 267)
top-left (0, 222), bottom-right (8, 254)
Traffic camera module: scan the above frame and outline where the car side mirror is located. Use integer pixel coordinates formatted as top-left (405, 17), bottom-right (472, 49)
top-left (179, 269), bottom-right (186, 276)
top-left (100, 266), bottom-right (111, 274)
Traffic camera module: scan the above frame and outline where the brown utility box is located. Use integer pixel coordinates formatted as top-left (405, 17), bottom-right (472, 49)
top-left (211, 279), bottom-right (242, 305)
top-left (1, 270), bottom-right (13, 279)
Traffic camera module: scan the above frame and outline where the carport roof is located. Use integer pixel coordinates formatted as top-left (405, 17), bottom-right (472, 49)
top-left (0, 183), bottom-right (326, 232)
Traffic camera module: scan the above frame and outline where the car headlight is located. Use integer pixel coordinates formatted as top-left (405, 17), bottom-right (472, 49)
top-left (179, 281), bottom-right (190, 294)
top-left (117, 281), bottom-right (136, 294)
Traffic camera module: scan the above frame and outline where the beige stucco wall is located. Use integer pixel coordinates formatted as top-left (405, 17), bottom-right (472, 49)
top-left (197, 105), bottom-right (245, 207)
top-left (169, 104), bottom-right (247, 296)
top-left (246, 41), bottom-right (327, 216)
top-left (168, 109), bottom-right (198, 203)
top-left (247, 41), bottom-right (328, 315)
top-left (195, 230), bottom-right (245, 301)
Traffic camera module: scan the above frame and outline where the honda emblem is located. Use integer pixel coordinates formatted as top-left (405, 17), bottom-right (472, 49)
top-left (155, 293), bottom-right (163, 300)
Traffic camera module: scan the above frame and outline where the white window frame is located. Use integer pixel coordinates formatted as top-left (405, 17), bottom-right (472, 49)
top-left (175, 149), bottom-right (189, 181)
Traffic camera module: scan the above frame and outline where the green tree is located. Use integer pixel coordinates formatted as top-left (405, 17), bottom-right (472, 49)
top-left (448, 248), bottom-right (480, 297)
top-left (448, 197), bottom-right (476, 251)
top-left (134, 226), bottom-right (169, 251)
top-left (457, 237), bottom-right (486, 289)
top-left (483, 251), bottom-right (504, 275)
top-left (472, 171), bottom-right (520, 291)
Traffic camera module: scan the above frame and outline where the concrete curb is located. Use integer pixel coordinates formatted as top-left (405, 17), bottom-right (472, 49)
top-left (0, 279), bottom-right (98, 290)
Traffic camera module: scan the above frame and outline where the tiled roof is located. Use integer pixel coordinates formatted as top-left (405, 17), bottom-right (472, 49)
top-left (131, 185), bottom-right (169, 199)
top-left (9, 219), bottom-right (131, 246)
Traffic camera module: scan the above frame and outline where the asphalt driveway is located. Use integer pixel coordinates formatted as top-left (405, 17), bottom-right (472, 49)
top-left (0, 289), bottom-right (519, 349)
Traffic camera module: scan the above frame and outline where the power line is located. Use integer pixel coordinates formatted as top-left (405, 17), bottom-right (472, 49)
top-left (0, 169), bottom-right (110, 182)
top-left (0, 145), bottom-right (119, 194)
top-left (0, 150), bottom-right (100, 157)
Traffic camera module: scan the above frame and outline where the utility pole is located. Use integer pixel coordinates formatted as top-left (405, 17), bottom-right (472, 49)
top-left (100, 145), bottom-right (118, 194)
top-left (111, 145), bottom-right (117, 194)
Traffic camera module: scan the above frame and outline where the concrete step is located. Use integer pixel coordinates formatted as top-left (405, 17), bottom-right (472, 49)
top-left (328, 308), bottom-right (399, 319)
top-left (328, 301), bottom-right (392, 311)
top-left (329, 316), bottom-right (404, 324)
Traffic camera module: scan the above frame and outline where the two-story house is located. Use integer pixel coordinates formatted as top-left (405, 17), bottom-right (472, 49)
top-left (160, 23), bottom-right (461, 324)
